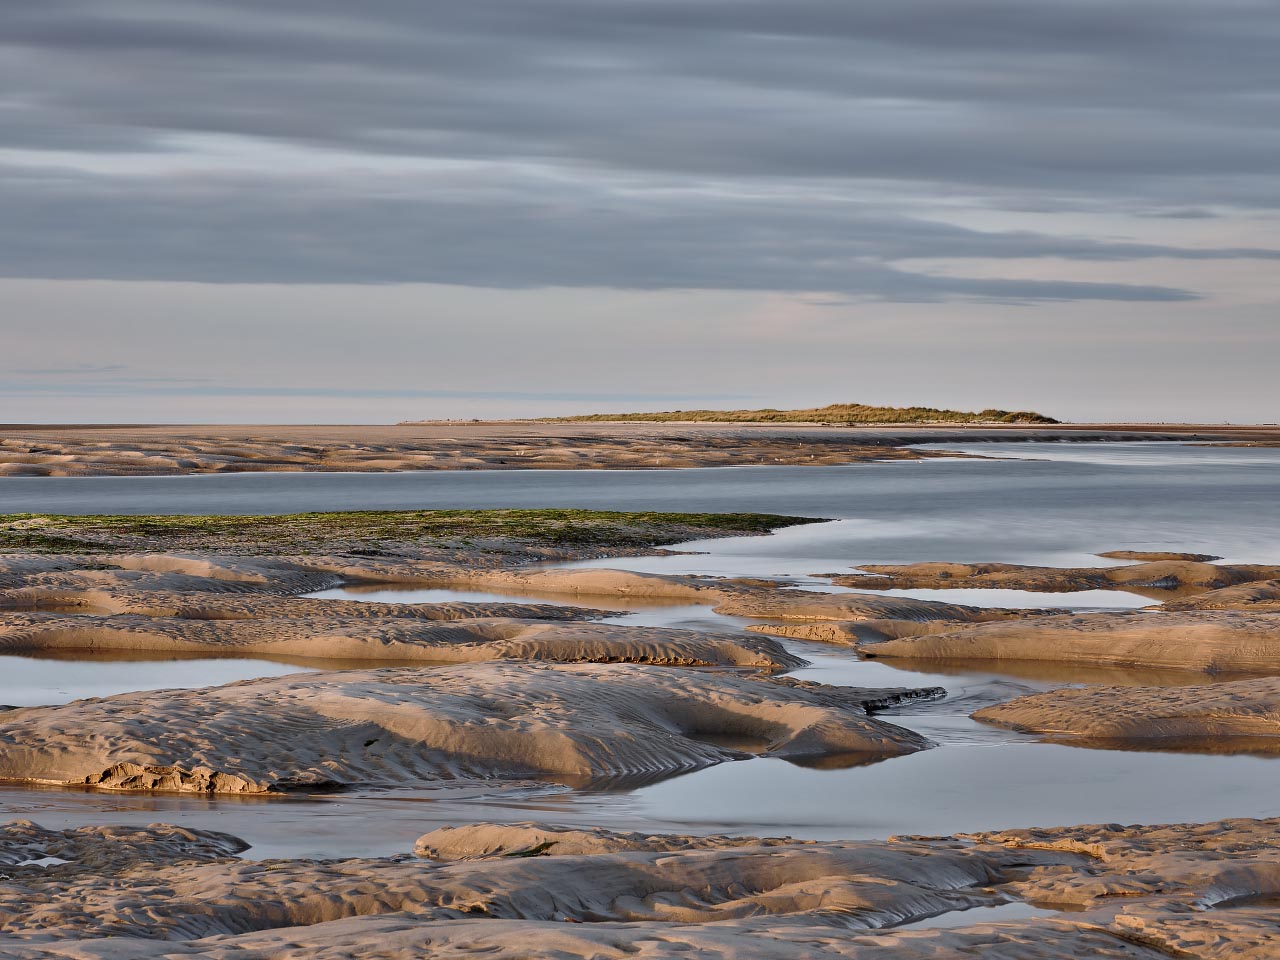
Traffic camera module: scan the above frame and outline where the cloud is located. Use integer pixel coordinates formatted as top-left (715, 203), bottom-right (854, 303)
top-left (19, 363), bottom-right (129, 376)
top-left (0, 375), bottom-right (760, 405)
top-left (2, 161), bottom-right (1263, 300)
top-left (0, 1), bottom-right (1278, 300)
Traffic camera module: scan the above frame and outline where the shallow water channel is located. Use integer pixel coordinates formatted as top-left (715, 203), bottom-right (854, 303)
top-left (1, 442), bottom-right (1278, 858)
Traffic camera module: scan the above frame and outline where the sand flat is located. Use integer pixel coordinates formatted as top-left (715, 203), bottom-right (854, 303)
top-left (3, 422), bottom-right (1279, 476)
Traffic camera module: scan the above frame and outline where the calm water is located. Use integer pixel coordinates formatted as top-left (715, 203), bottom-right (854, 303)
top-left (2, 443), bottom-right (1276, 567)
top-left (0, 655), bottom-right (313, 708)
top-left (1, 442), bottom-right (1278, 857)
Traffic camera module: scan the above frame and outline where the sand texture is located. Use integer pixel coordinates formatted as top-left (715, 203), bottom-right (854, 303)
top-left (0, 817), bottom-right (1278, 957)
top-left (713, 590), bottom-right (1055, 623)
top-left (0, 820), bottom-right (248, 872)
top-left (0, 612), bottom-right (799, 669)
top-left (974, 677), bottom-right (1280, 751)
top-left (858, 610), bottom-right (1280, 673)
top-left (3, 422), bottom-right (1278, 476)
top-left (0, 423), bottom-right (943, 476)
top-left (0, 544), bottom-right (826, 668)
top-left (0, 663), bottom-right (939, 793)
top-left (747, 617), bottom-right (1020, 647)
top-left (1162, 580), bottom-right (1280, 612)
top-left (413, 822), bottom-right (800, 860)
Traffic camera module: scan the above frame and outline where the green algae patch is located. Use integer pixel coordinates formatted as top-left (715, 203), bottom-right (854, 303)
top-left (0, 509), bottom-right (828, 555)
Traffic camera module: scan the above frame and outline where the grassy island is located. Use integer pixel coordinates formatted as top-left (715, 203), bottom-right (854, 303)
top-left (539, 403), bottom-right (1058, 425)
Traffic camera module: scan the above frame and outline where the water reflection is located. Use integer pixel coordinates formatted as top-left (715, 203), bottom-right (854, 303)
top-left (887, 900), bottom-right (1075, 930)
top-left (0, 653), bottom-right (315, 707)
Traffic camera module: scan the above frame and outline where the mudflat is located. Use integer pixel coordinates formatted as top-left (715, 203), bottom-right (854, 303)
top-left (3, 421), bottom-right (1280, 475)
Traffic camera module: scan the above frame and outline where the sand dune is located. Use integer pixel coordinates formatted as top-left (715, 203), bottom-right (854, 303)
top-left (0, 664), bottom-right (939, 793)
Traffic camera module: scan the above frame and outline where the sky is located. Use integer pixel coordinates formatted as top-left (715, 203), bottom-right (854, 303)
top-left (1, 1), bottom-right (1277, 423)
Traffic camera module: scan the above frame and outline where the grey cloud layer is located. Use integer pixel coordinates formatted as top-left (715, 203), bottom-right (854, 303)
top-left (1, 1), bottom-right (1278, 299)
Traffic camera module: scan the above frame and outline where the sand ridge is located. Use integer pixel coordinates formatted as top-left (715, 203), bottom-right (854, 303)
top-left (0, 612), bottom-right (801, 669)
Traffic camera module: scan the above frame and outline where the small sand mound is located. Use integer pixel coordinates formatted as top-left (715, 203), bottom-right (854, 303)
top-left (715, 590), bottom-right (1049, 623)
top-left (1097, 550), bottom-right (1223, 562)
top-left (974, 677), bottom-right (1280, 751)
top-left (0, 820), bottom-right (248, 872)
top-left (859, 610), bottom-right (1280, 673)
top-left (414, 822), bottom-right (795, 860)
top-left (748, 618), bottom-right (990, 646)
top-left (838, 559), bottom-right (1280, 597)
top-left (426, 566), bottom-right (723, 601)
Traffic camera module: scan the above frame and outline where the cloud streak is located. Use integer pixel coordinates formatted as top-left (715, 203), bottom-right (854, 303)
top-left (0, 1), bottom-right (1277, 301)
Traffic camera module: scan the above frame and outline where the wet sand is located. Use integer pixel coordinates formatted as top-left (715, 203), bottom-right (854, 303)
top-left (2, 504), bottom-right (1280, 955)
top-left (1, 816), bottom-right (1278, 957)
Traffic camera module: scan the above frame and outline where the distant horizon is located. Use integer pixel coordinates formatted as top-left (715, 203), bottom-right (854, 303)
top-left (2, 415), bottom-right (1274, 429)
top-left (2, 3), bottom-right (1276, 422)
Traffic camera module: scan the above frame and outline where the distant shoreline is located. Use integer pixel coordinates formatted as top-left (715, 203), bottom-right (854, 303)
top-left (1, 422), bottom-right (1278, 478)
